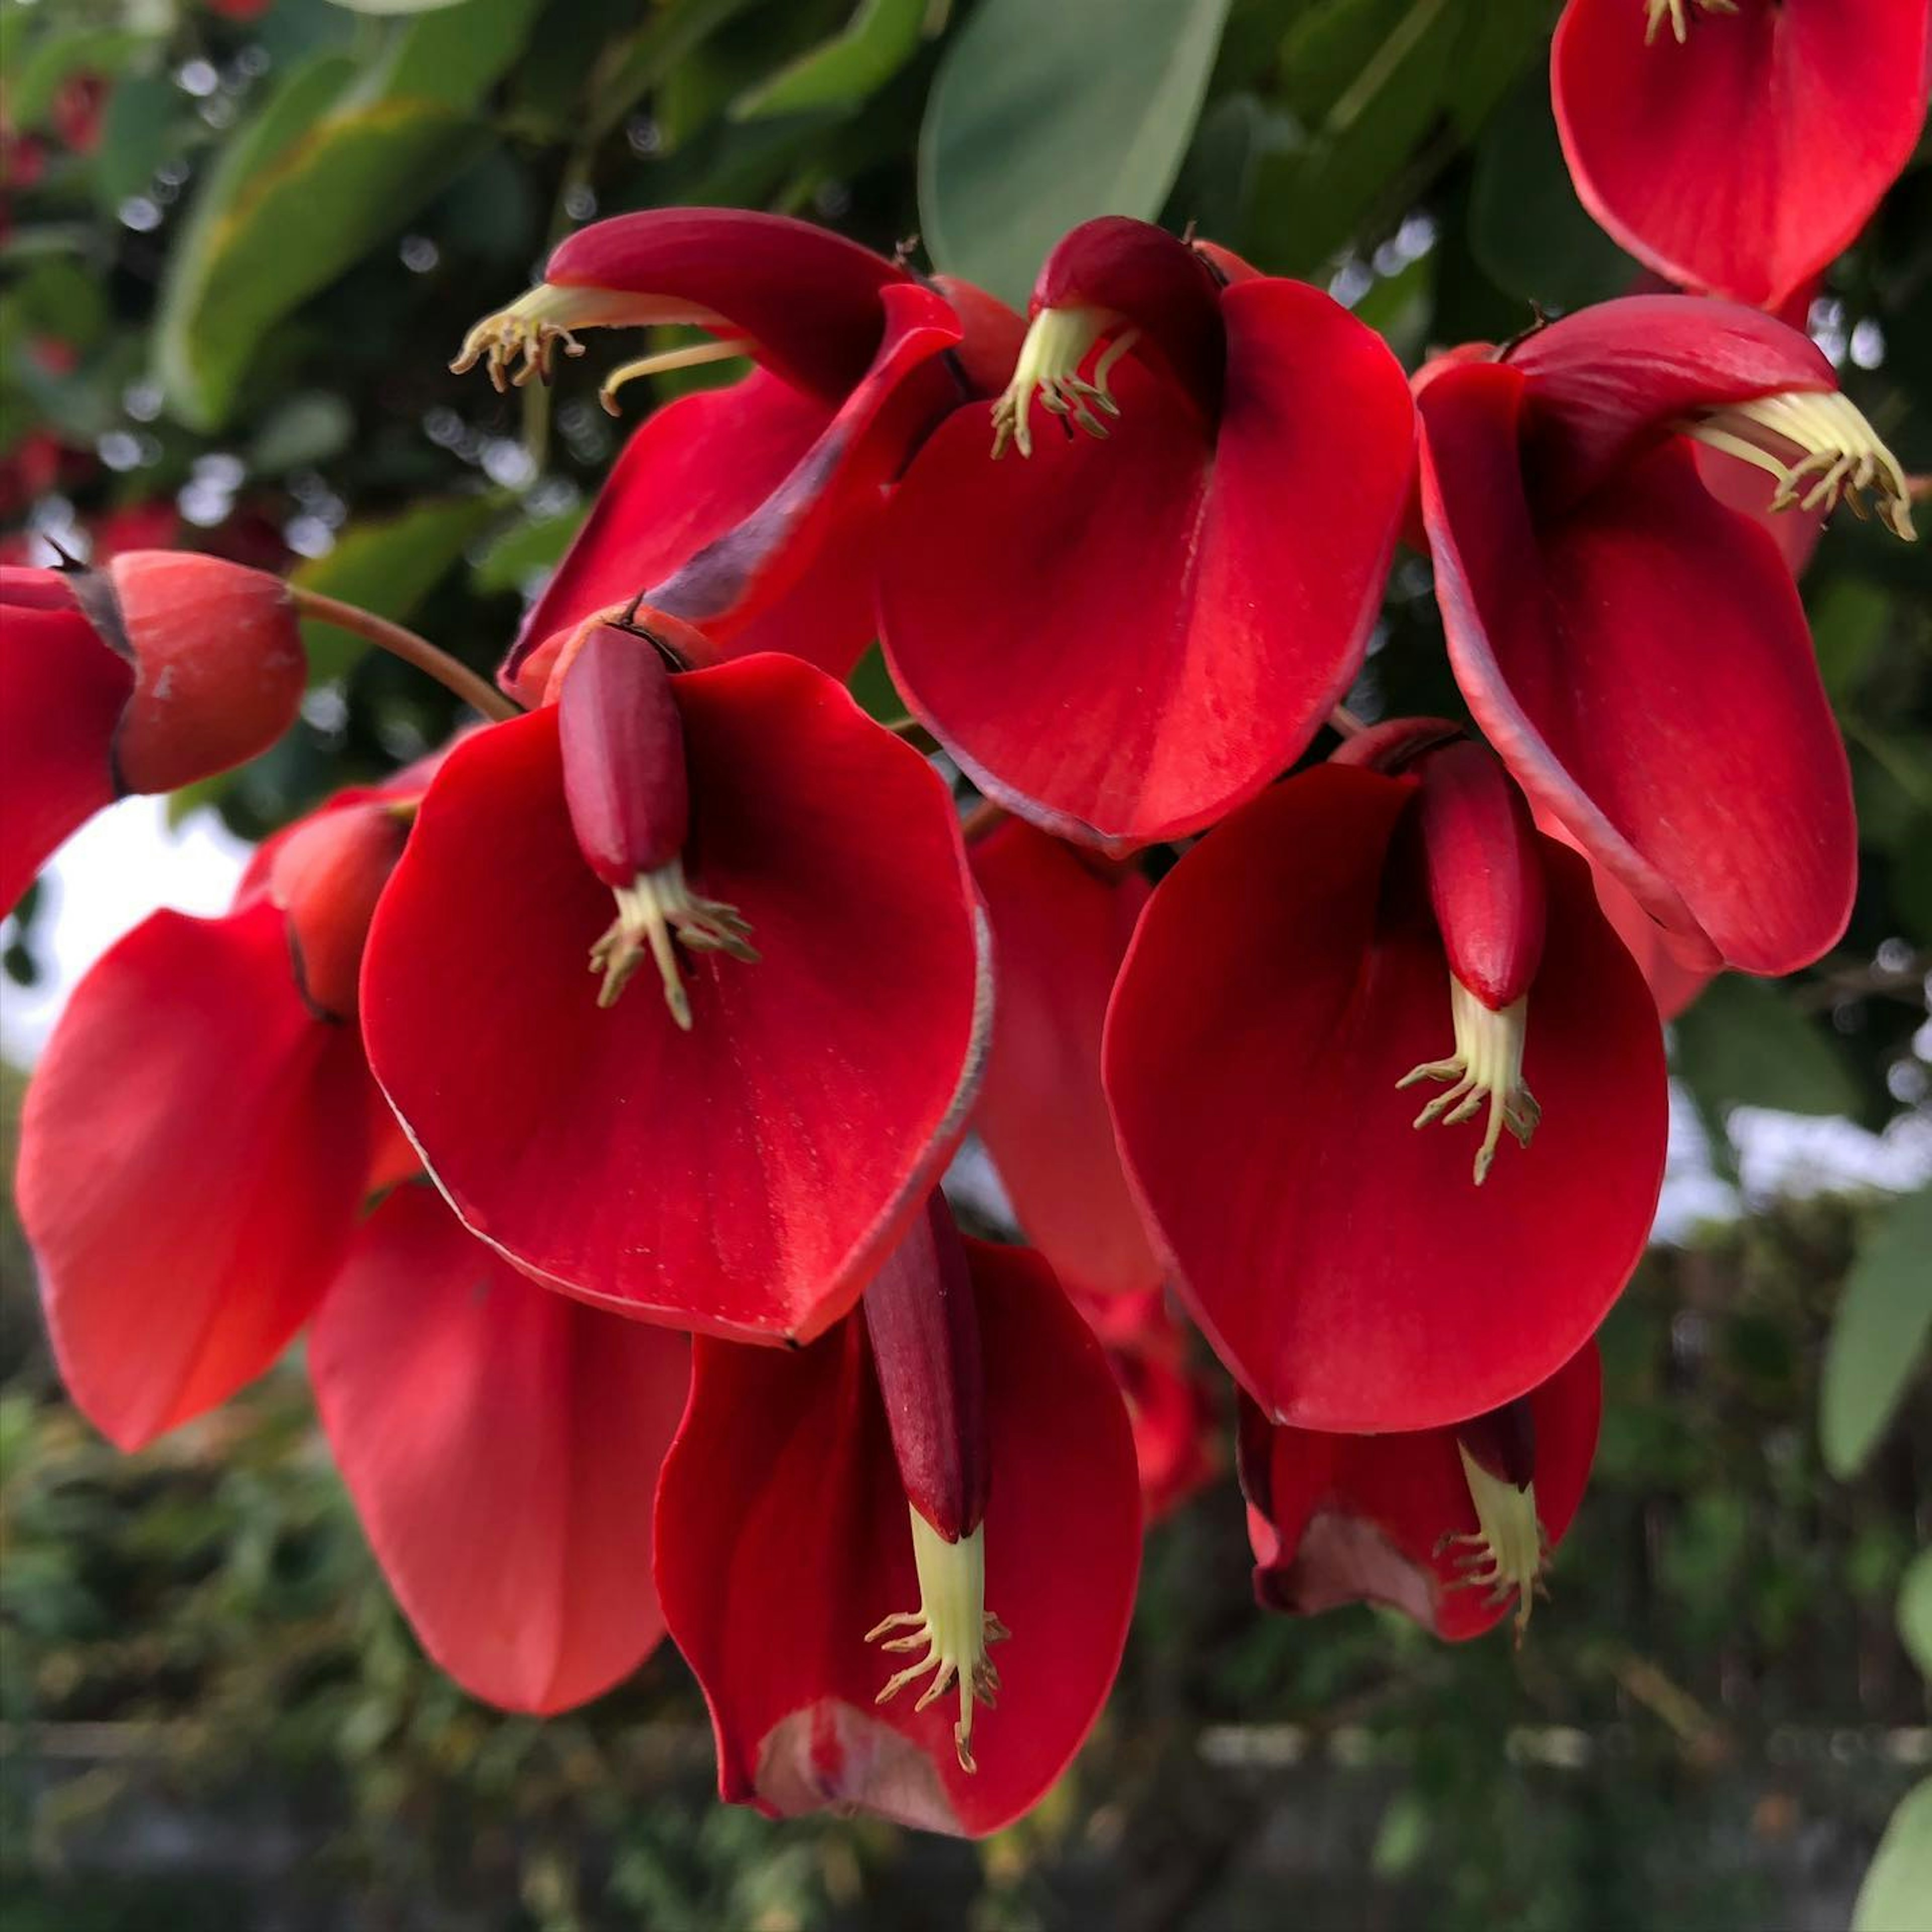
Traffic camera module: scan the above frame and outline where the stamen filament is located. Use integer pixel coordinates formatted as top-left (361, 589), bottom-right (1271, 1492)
top-left (452, 285), bottom-right (730, 393)
top-left (990, 305), bottom-right (1135, 460)
top-left (588, 857), bottom-right (757, 1025)
top-left (1644, 0), bottom-right (1737, 47)
top-left (1437, 1445), bottom-right (1552, 1643)
top-left (599, 337), bottom-right (754, 417)
top-left (1396, 980), bottom-right (1539, 1185)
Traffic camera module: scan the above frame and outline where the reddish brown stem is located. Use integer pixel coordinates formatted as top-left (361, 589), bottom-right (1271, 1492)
top-left (291, 589), bottom-right (521, 724)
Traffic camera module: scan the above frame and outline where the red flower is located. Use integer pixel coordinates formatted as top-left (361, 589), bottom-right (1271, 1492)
top-left (1415, 296), bottom-right (1912, 976)
top-left (877, 216), bottom-right (1415, 849)
top-left (0, 554), bottom-right (306, 917)
top-left (1552, 0), bottom-right (1931, 310)
top-left (1075, 1289), bottom-right (1220, 1523)
top-left (17, 781), bottom-right (418, 1447)
top-left (968, 817), bottom-right (1161, 1299)
top-left (654, 1194), bottom-right (1141, 1834)
top-left (1240, 1340), bottom-right (1600, 1642)
top-left (311, 1184), bottom-right (687, 1714)
top-left (452, 210), bottom-right (1019, 702)
top-left (1104, 743), bottom-right (1666, 1433)
top-left (361, 621), bottom-right (991, 1345)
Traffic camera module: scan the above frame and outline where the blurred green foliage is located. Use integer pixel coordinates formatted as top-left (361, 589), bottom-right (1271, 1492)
top-left (3, 0), bottom-right (1930, 1922)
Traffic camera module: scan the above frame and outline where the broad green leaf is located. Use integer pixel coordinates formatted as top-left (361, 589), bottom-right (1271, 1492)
top-left (94, 71), bottom-right (179, 213)
top-left (1810, 576), bottom-right (1892, 703)
top-left (1900, 1549), bottom-right (1932, 1682)
top-left (733, 0), bottom-right (931, 120)
top-left (919, 0), bottom-right (1233, 305)
top-left (1163, 93), bottom-right (1293, 252)
top-left (294, 496), bottom-right (505, 682)
top-left (584, 0), bottom-right (767, 146)
top-left (327, 0), bottom-right (469, 13)
top-left (363, 0), bottom-right (546, 112)
top-left (1469, 67), bottom-right (1640, 312)
top-left (1820, 1185), bottom-right (1932, 1480)
top-left (1854, 1781), bottom-right (1932, 1932)
top-left (155, 78), bottom-right (482, 429)
top-left (247, 392), bottom-right (358, 474)
top-left (469, 507), bottom-right (588, 595)
top-left (1671, 975), bottom-right (1861, 1120)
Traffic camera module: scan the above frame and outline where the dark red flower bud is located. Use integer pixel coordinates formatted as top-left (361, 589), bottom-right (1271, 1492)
top-left (269, 801), bottom-right (412, 1022)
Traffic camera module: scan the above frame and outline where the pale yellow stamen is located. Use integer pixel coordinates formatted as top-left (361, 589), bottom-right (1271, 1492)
top-left (865, 1512), bottom-right (1009, 1774)
top-left (1397, 980), bottom-right (1540, 1186)
top-left (1644, 0), bottom-right (1737, 47)
top-left (990, 305), bottom-right (1140, 460)
top-left (1438, 1447), bottom-right (1552, 1644)
top-left (599, 336), bottom-right (755, 417)
top-left (587, 858), bottom-right (757, 1027)
top-left (450, 285), bottom-right (730, 393)
top-left (1683, 388), bottom-right (1915, 540)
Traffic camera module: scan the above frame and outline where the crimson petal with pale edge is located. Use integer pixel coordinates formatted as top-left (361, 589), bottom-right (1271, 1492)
top-left (970, 822), bottom-right (1159, 1297)
top-left (1552, 0), bottom-right (1931, 310)
top-left (879, 278), bottom-right (1414, 849)
top-left (0, 572), bottom-right (133, 917)
top-left (17, 904), bottom-right (374, 1448)
top-left (310, 1185), bottom-right (686, 1713)
top-left (360, 654), bottom-right (990, 1344)
top-left (1419, 358), bottom-right (1854, 975)
top-left (653, 1238), bottom-right (1141, 1836)
top-left (1104, 765), bottom-right (1664, 1434)
top-left (1243, 1340), bottom-right (1600, 1641)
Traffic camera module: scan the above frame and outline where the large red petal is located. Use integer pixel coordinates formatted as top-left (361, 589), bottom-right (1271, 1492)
top-left (879, 278), bottom-right (1413, 849)
top-left (0, 574), bottom-right (131, 916)
top-left (1104, 765), bottom-right (1664, 1434)
top-left (1419, 359), bottom-right (1854, 975)
top-left (17, 904), bottom-right (373, 1448)
top-left (309, 1185), bottom-right (685, 1713)
top-left (361, 655), bottom-right (990, 1344)
top-left (654, 1237), bottom-right (1141, 1836)
top-left (1552, 0), bottom-right (1931, 309)
top-left (969, 822), bottom-right (1159, 1298)
top-left (1246, 1339), bottom-right (1600, 1641)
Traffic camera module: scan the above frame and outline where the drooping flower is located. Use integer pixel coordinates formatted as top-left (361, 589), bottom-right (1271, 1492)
top-left (968, 817), bottom-right (1160, 1299)
top-left (310, 1183), bottom-right (688, 1714)
top-left (877, 216), bottom-right (1416, 849)
top-left (1240, 1339), bottom-right (1601, 1642)
top-left (16, 778), bottom-right (419, 1448)
top-left (1552, 0), bottom-right (1931, 310)
top-left (1415, 295), bottom-right (1912, 978)
top-left (360, 619), bottom-right (991, 1345)
top-left (1104, 742), bottom-right (1666, 1434)
top-left (653, 1193), bottom-right (1141, 1835)
top-left (0, 553), bottom-right (306, 917)
top-left (451, 209), bottom-right (1021, 702)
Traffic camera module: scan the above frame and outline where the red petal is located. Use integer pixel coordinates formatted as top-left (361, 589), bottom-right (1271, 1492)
top-left (1419, 359), bottom-right (1853, 975)
top-left (969, 822), bottom-right (1160, 1297)
top-left (546, 208), bottom-right (908, 404)
top-left (309, 1185), bottom-right (685, 1713)
top-left (1074, 1287), bottom-right (1219, 1523)
top-left (1245, 1339), bottom-right (1600, 1641)
top-left (17, 904), bottom-right (373, 1447)
top-left (1104, 765), bottom-right (1664, 1433)
top-left (654, 1237), bottom-right (1141, 1835)
top-left (0, 571), bottom-right (131, 916)
top-left (361, 655), bottom-right (990, 1343)
top-left (1552, 0), bottom-right (1931, 308)
top-left (880, 278), bottom-right (1413, 847)
top-left (1506, 296), bottom-right (1834, 512)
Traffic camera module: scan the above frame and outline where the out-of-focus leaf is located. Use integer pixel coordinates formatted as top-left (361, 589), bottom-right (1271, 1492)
top-left (247, 392), bottom-right (358, 474)
top-left (94, 72), bottom-right (178, 212)
top-left (1163, 92), bottom-right (1292, 251)
top-left (732, 0), bottom-right (931, 120)
top-left (1892, 816), bottom-right (1932, 946)
top-left (294, 496), bottom-right (505, 681)
top-left (1439, 0), bottom-right (1545, 138)
top-left (919, 0), bottom-right (1233, 305)
top-left (1672, 976), bottom-right (1862, 1120)
top-left (1853, 1780), bottom-right (1932, 1932)
top-left (6, 28), bottom-right (153, 129)
top-left (1900, 1549), bottom-right (1932, 1683)
top-left (364, 0), bottom-right (545, 112)
top-left (1811, 576), bottom-right (1893, 704)
top-left (585, 0), bottom-right (766, 145)
top-left (1469, 67), bottom-right (1639, 312)
top-left (326, 0), bottom-right (470, 14)
top-left (1820, 1185), bottom-right (1932, 1479)
top-left (469, 507), bottom-right (587, 595)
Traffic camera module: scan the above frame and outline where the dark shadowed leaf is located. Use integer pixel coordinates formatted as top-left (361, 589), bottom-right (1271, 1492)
top-left (1820, 1185), bottom-right (1932, 1480)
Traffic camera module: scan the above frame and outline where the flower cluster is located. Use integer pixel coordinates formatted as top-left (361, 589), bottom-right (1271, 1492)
top-left (4, 2), bottom-right (1924, 1841)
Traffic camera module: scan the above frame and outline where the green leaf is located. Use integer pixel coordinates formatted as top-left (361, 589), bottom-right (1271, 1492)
top-left (6, 27), bottom-right (153, 130)
top-left (1469, 67), bottom-right (1641, 312)
top-left (469, 507), bottom-right (588, 596)
top-left (1671, 975), bottom-right (1861, 1120)
top-left (919, 0), bottom-right (1233, 305)
top-left (733, 0), bottom-right (931, 121)
top-left (1899, 1549), bottom-right (1932, 1683)
top-left (154, 70), bottom-right (482, 430)
top-left (1820, 1184), bottom-right (1932, 1480)
top-left (364, 0), bottom-right (546, 112)
top-left (1854, 1781), bottom-right (1932, 1932)
top-left (293, 496), bottom-right (505, 682)
top-left (326, 0), bottom-right (470, 13)
top-left (247, 391), bottom-right (358, 474)
top-left (94, 71), bottom-right (179, 212)
top-left (1809, 575), bottom-right (1892, 703)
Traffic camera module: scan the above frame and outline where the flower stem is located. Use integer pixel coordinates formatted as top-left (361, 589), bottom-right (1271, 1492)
top-left (1330, 703), bottom-right (1367, 737)
top-left (290, 590), bottom-right (521, 723)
